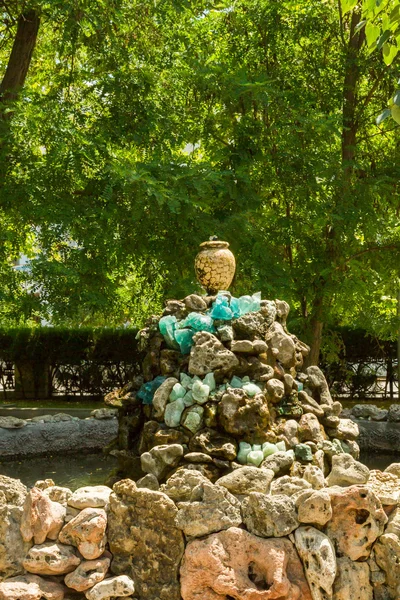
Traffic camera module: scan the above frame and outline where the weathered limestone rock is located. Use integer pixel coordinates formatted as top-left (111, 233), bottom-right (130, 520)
top-left (270, 476), bottom-right (312, 497)
top-left (297, 391), bottom-right (324, 418)
top-left (68, 485), bottom-right (111, 510)
top-left (294, 526), bottom-right (336, 600)
top-left (261, 451), bottom-right (294, 475)
top-left (387, 404), bottom-right (400, 422)
top-left (85, 575), bottom-right (135, 600)
top-left (215, 466), bottom-right (274, 495)
top-left (180, 526), bottom-right (312, 600)
top-left (59, 508), bottom-right (107, 560)
top-left (298, 413), bottom-right (324, 443)
top-left (183, 294), bottom-right (208, 312)
top-left (23, 542), bottom-right (80, 575)
top-left (366, 470), bottom-right (400, 505)
top-left (232, 311), bottom-right (267, 340)
top-left (188, 428), bottom-right (237, 460)
top-left (297, 489), bottom-right (332, 526)
top-left (0, 476), bottom-right (30, 580)
top-left (351, 404), bottom-right (388, 421)
top-left (266, 322), bottom-right (296, 368)
top-left (265, 378), bottom-right (285, 403)
top-left (64, 555), bottom-right (111, 592)
top-left (279, 419), bottom-right (299, 447)
top-left (140, 444), bottom-right (184, 480)
top-left (374, 533), bottom-right (400, 599)
top-left (0, 416), bottom-right (27, 428)
top-left (161, 469), bottom-right (209, 502)
top-left (385, 463), bottom-right (400, 477)
top-left (0, 574), bottom-right (64, 600)
top-left (138, 420), bottom-right (189, 453)
top-left (176, 481), bottom-right (242, 538)
top-left (242, 492), bottom-right (299, 537)
top-left (108, 479), bottom-right (184, 600)
top-left (333, 557), bottom-right (373, 600)
top-left (136, 473), bottom-right (160, 491)
top-left (189, 332), bottom-right (239, 376)
top-left (326, 486), bottom-right (387, 560)
top-left (326, 454), bottom-right (370, 487)
top-left (327, 418), bottom-right (359, 441)
top-left (43, 486), bottom-right (72, 506)
top-left (306, 366), bottom-right (332, 405)
top-left (218, 388), bottom-right (270, 440)
top-left (20, 487), bottom-right (66, 545)
top-left (152, 377), bottom-right (178, 421)
top-left (386, 505), bottom-right (400, 537)
top-left (302, 465), bottom-right (325, 490)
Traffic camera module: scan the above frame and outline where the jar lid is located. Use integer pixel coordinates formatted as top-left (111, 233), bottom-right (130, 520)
top-left (199, 240), bottom-right (229, 249)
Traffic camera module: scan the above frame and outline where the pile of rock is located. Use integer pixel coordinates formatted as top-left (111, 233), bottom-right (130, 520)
top-left (0, 476), bottom-right (134, 599)
top-left (345, 403), bottom-right (400, 422)
top-left (106, 291), bottom-right (361, 484)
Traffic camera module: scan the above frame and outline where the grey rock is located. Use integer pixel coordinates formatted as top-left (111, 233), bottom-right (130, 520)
top-left (374, 533), bottom-right (400, 599)
top-left (326, 453), bottom-right (369, 487)
top-left (152, 377), bottom-right (179, 421)
top-left (140, 444), bottom-right (184, 480)
top-left (261, 450), bottom-right (294, 476)
top-left (387, 404), bottom-right (400, 422)
top-left (327, 418), bottom-right (359, 441)
top-left (351, 404), bottom-right (388, 421)
top-left (161, 469), bottom-right (209, 503)
top-left (306, 366), bottom-right (333, 405)
top-left (0, 416), bottom-right (26, 429)
top-left (294, 526), bottom-right (336, 600)
top-left (90, 408), bottom-right (118, 420)
top-left (230, 340), bottom-right (254, 353)
top-left (188, 428), bottom-right (237, 460)
top-left (189, 331), bottom-right (239, 376)
top-left (297, 390), bottom-right (324, 418)
top-left (298, 413), bottom-right (323, 443)
top-left (385, 462), bottom-right (400, 477)
top-left (265, 378), bottom-right (285, 403)
top-left (265, 322), bottom-right (296, 368)
top-left (218, 388), bottom-right (270, 441)
top-left (136, 473), bottom-right (159, 491)
top-left (175, 481), bottom-right (242, 538)
top-left (232, 311), bottom-right (267, 340)
top-left (108, 479), bottom-right (184, 600)
top-left (242, 492), bottom-right (299, 537)
top-left (216, 466), bottom-right (274, 495)
top-left (183, 294), bottom-right (208, 312)
top-left (270, 475), bottom-right (311, 497)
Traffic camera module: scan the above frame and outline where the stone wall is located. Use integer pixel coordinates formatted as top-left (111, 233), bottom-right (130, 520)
top-left (0, 462), bottom-right (400, 599)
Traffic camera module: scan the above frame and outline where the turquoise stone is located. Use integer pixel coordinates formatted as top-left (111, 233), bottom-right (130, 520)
top-left (242, 376), bottom-right (250, 383)
top-left (169, 383), bottom-right (186, 401)
top-left (137, 376), bottom-right (167, 405)
top-left (164, 398), bottom-right (185, 427)
top-left (252, 444), bottom-right (262, 451)
top-left (192, 380), bottom-right (210, 404)
top-left (237, 441), bottom-right (252, 465)
top-left (229, 296), bottom-right (241, 318)
top-left (183, 405), bottom-right (204, 433)
top-left (174, 328), bottom-right (194, 354)
top-left (230, 376), bottom-right (243, 389)
top-left (262, 442), bottom-right (278, 458)
top-left (203, 372), bottom-right (216, 392)
top-left (251, 291), bottom-right (262, 311)
top-left (158, 315), bottom-right (179, 349)
top-left (209, 296), bottom-right (233, 320)
top-left (238, 295), bottom-right (254, 315)
top-left (296, 381), bottom-right (304, 391)
top-left (247, 450), bottom-right (264, 467)
top-left (242, 382), bottom-right (262, 397)
top-left (179, 312), bottom-right (215, 333)
top-left (276, 441), bottom-right (286, 452)
top-left (180, 373), bottom-right (193, 388)
top-left (294, 443), bottom-right (313, 462)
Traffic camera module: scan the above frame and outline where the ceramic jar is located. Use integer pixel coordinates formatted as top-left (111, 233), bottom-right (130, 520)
top-left (194, 240), bottom-right (236, 294)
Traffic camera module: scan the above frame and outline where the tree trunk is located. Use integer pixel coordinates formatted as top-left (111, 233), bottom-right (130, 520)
top-left (0, 10), bottom-right (40, 118)
top-left (304, 293), bottom-right (324, 367)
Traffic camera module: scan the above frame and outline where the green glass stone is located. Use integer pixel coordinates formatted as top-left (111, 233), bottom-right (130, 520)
top-left (230, 296), bottom-right (241, 318)
top-left (169, 383), bottom-right (186, 402)
top-left (262, 442), bottom-right (278, 458)
top-left (183, 405), bottom-right (204, 433)
top-left (247, 450), bottom-right (264, 467)
top-left (276, 441), bottom-right (286, 452)
top-left (183, 390), bottom-right (195, 407)
top-left (294, 443), bottom-right (313, 462)
top-left (164, 398), bottom-right (185, 427)
top-left (174, 328), bottom-right (194, 354)
top-left (137, 376), bottom-right (167, 405)
top-left (209, 296), bottom-right (233, 320)
top-left (158, 315), bottom-right (179, 349)
top-left (230, 376), bottom-right (243, 389)
top-left (180, 373), bottom-right (193, 388)
top-left (252, 444), bottom-right (262, 451)
top-left (242, 382), bottom-right (262, 397)
top-left (192, 380), bottom-right (210, 404)
top-left (237, 441), bottom-right (252, 465)
top-left (203, 372), bottom-right (216, 392)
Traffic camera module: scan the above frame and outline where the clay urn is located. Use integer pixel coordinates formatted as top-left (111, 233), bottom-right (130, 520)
top-left (194, 239), bottom-right (236, 294)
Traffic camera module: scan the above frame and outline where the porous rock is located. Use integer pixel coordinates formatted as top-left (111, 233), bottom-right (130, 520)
top-left (85, 575), bottom-right (135, 600)
top-left (302, 465), bottom-right (325, 490)
top-left (386, 505), bottom-right (400, 537)
top-left (152, 377), bottom-right (178, 421)
top-left (270, 475), bottom-right (312, 497)
top-left (305, 366), bottom-right (332, 405)
top-left (374, 533), bottom-right (400, 599)
top-left (261, 451), bottom-right (294, 476)
top-left (326, 486), bottom-right (387, 560)
top-left (108, 479), bottom-right (184, 600)
top-left (188, 428), bottom-right (237, 460)
top-left (241, 492), bottom-right (299, 537)
top-left (218, 388), bottom-right (269, 440)
top-left (294, 526), bottom-right (336, 600)
top-left (333, 556), bottom-right (373, 600)
top-left (67, 486), bottom-right (111, 510)
top-left (215, 466), bottom-right (274, 495)
top-left (265, 322), bottom-right (296, 368)
top-left (64, 555), bottom-right (111, 592)
top-left (0, 476), bottom-right (30, 580)
top-left (385, 463), bottom-right (400, 477)
top-left (0, 574), bottom-right (64, 600)
top-left (298, 413), bottom-right (324, 443)
top-left (22, 542), bottom-right (80, 575)
top-left (297, 489), bottom-right (332, 526)
top-left (327, 418), bottom-right (359, 441)
top-left (140, 443), bottom-right (184, 480)
top-left (189, 331), bottom-right (239, 376)
top-left (59, 508), bottom-right (107, 560)
top-left (180, 526), bottom-right (312, 600)
top-left (20, 487), bottom-right (66, 545)
top-left (175, 481), bottom-right (242, 538)
top-left (366, 469), bottom-right (400, 505)
top-left (326, 453), bottom-right (370, 487)
top-left (136, 473), bottom-right (160, 491)
top-left (161, 469), bottom-right (209, 502)
top-left (43, 486), bottom-right (72, 505)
